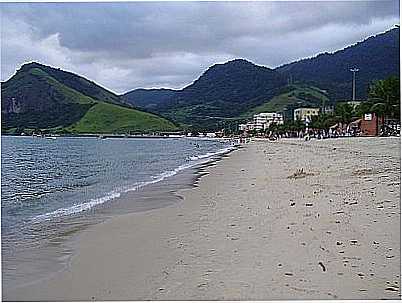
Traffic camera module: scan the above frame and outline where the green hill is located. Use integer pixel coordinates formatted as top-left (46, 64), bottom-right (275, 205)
top-left (1, 63), bottom-right (178, 134)
top-left (19, 62), bottom-right (122, 105)
top-left (67, 102), bottom-right (178, 133)
top-left (133, 59), bottom-right (287, 131)
top-left (243, 84), bottom-right (330, 117)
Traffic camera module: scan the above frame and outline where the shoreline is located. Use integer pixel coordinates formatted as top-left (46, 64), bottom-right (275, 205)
top-left (1, 134), bottom-right (238, 141)
top-left (4, 137), bottom-right (401, 301)
top-left (2, 143), bottom-right (238, 295)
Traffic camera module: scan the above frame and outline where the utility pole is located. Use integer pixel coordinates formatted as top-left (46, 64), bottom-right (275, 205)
top-left (350, 68), bottom-right (359, 101)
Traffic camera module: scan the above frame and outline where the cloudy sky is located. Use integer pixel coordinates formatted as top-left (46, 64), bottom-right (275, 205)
top-left (0, 1), bottom-right (399, 94)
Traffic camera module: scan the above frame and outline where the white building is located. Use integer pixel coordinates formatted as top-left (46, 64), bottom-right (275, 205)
top-left (253, 112), bottom-right (284, 130)
top-left (239, 112), bottom-right (284, 132)
top-left (239, 122), bottom-right (257, 132)
top-left (294, 108), bottom-right (320, 123)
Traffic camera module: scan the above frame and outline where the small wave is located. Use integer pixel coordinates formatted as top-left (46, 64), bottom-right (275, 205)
top-left (31, 145), bottom-right (236, 223)
top-left (189, 152), bottom-right (217, 161)
top-left (189, 146), bottom-right (234, 162)
top-left (31, 191), bottom-right (122, 222)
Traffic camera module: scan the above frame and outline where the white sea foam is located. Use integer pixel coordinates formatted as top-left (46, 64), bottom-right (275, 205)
top-left (31, 145), bottom-right (236, 223)
top-left (31, 192), bottom-right (122, 222)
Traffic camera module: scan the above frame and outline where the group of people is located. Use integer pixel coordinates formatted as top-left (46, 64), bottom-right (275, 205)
top-left (265, 128), bottom-right (361, 141)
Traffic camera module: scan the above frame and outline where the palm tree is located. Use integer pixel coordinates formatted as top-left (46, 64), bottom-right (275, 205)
top-left (310, 113), bottom-right (338, 131)
top-left (367, 76), bottom-right (400, 120)
top-left (334, 103), bottom-right (355, 125)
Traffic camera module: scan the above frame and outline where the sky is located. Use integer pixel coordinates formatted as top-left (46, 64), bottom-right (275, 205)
top-left (0, 1), bottom-right (399, 94)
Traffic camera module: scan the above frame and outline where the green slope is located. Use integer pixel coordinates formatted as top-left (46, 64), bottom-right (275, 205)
top-left (2, 68), bottom-right (97, 130)
top-left (20, 62), bottom-right (122, 105)
top-left (2, 63), bottom-right (179, 133)
top-left (29, 68), bottom-right (96, 105)
top-left (241, 84), bottom-right (329, 117)
top-left (67, 102), bottom-right (178, 134)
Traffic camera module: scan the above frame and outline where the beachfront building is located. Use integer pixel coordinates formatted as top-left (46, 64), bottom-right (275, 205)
top-left (238, 112), bottom-right (284, 132)
top-left (238, 122), bottom-right (256, 132)
top-left (294, 107), bottom-right (320, 123)
top-left (253, 112), bottom-right (284, 130)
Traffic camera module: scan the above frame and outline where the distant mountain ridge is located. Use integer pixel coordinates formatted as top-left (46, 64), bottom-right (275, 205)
top-left (1, 63), bottom-right (178, 133)
top-left (123, 59), bottom-right (287, 129)
top-left (122, 88), bottom-right (177, 111)
top-left (276, 27), bottom-right (400, 100)
top-left (166, 59), bottom-right (286, 114)
top-left (122, 27), bottom-right (399, 130)
top-left (2, 27), bottom-right (399, 132)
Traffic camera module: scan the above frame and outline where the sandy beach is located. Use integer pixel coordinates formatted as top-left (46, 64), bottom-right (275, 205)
top-left (5, 137), bottom-right (400, 301)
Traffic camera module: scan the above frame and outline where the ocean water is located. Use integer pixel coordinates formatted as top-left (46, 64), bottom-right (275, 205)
top-left (1, 136), bottom-right (234, 287)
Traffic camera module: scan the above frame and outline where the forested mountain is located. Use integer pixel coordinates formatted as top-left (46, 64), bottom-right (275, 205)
top-left (13, 62), bottom-right (123, 105)
top-left (164, 59), bottom-right (286, 116)
top-left (124, 59), bottom-right (287, 130)
top-left (276, 27), bottom-right (400, 101)
top-left (122, 27), bottom-right (399, 130)
top-left (1, 63), bottom-right (178, 133)
top-left (122, 88), bottom-right (177, 111)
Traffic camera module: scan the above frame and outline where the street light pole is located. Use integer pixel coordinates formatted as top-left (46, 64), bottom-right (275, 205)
top-left (350, 68), bottom-right (359, 101)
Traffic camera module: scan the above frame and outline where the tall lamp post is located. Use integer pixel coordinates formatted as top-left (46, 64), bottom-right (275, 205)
top-left (350, 68), bottom-right (359, 101)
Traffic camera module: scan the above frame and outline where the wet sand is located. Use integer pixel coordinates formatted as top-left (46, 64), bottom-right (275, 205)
top-left (5, 137), bottom-right (401, 301)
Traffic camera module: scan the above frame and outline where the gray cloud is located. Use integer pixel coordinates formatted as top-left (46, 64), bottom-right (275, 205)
top-left (1, 1), bottom-right (399, 93)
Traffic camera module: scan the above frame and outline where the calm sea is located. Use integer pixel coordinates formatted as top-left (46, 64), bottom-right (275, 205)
top-left (1, 136), bottom-right (234, 288)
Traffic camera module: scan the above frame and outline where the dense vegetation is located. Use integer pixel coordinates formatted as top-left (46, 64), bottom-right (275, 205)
top-left (359, 76), bottom-right (400, 120)
top-left (1, 63), bottom-right (178, 133)
top-left (125, 59), bottom-right (287, 130)
top-left (122, 88), bottom-right (177, 111)
top-left (1, 67), bottom-right (97, 129)
top-left (276, 27), bottom-right (399, 101)
top-left (18, 62), bottom-right (122, 105)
